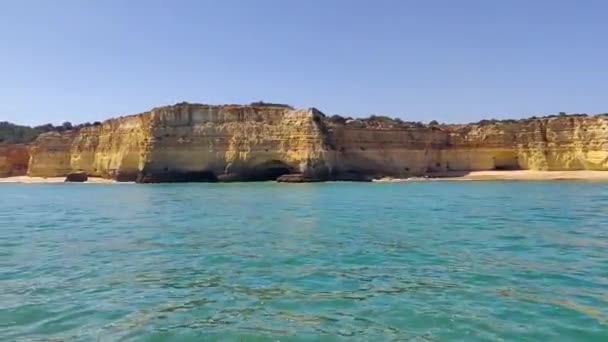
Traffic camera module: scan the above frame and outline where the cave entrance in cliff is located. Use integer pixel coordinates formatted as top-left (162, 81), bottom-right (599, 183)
top-left (493, 156), bottom-right (521, 170)
top-left (250, 160), bottom-right (292, 181)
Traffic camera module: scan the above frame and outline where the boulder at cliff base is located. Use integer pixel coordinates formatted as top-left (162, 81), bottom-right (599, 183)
top-left (65, 171), bottom-right (88, 182)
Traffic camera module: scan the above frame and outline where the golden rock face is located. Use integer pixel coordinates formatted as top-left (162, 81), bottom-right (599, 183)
top-left (27, 131), bottom-right (77, 177)
top-left (142, 104), bottom-right (330, 180)
top-left (324, 114), bottom-right (608, 176)
top-left (323, 122), bottom-right (447, 176)
top-left (69, 113), bottom-right (152, 180)
top-left (25, 104), bottom-right (332, 181)
top-left (0, 144), bottom-right (30, 177)
top-left (441, 116), bottom-right (608, 172)
top-left (21, 104), bottom-right (608, 181)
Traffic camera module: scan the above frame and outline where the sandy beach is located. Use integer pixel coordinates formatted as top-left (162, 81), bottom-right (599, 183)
top-left (0, 176), bottom-right (116, 183)
top-left (2, 171), bottom-right (608, 183)
top-left (436, 170), bottom-right (608, 181)
top-left (373, 170), bottom-right (608, 182)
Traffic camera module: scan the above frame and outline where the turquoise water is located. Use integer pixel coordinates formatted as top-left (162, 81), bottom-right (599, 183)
top-left (1, 182), bottom-right (608, 341)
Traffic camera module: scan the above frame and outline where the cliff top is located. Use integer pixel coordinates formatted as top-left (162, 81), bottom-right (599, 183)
top-left (0, 121), bottom-right (86, 144)
top-left (4, 103), bottom-right (608, 143)
top-left (325, 112), bottom-right (608, 131)
top-left (152, 101), bottom-right (294, 112)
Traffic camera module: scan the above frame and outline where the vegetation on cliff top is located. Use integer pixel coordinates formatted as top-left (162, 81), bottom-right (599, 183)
top-left (250, 101), bottom-right (293, 108)
top-left (471, 112), bottom-right (598, 126)
top-left (327, 114), bottom-right (428, 128)
top-left (171, 101), bottom-right (294, 109)
top-left (326, 111), bottom-right (607, 130)
top-left (0, 121), bottom-right (100, 144)
top-left (2, 108), bottom-right (606, 144)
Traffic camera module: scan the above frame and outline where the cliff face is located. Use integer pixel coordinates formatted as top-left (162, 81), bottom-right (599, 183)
top-left (26, 104), bottom-right (333, 181)
top-left (22, 103), bottom-right (608, 181)
top-left (441, 115), bottom-right (608, 172)
top-left (0, 144), bottom-right (30, 177)
top-left (324, 121), bottom-right (447, 176)
top-left (27, 131), bottom-right (77, 177)
top-left (322, 114), bottom-right (608, 176)
top-left (139, 104), bottom-right (331, 181)
top-left (70, 113), bottom-right (152, 180)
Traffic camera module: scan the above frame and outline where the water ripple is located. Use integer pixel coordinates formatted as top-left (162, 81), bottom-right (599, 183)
top-left (1, 181), bottom-right (608, 341)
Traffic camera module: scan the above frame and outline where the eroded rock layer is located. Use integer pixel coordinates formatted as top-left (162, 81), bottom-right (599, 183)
top-left (0, 144), bottom-right (30, 177)
top-left (20, 103), bottom-right (608, 181)
top-left (70, 113), bottom-right (152, 180)
top-left (442, 115), bottom-right (608, 172)
top-left (139, 104), bottom-right (330, 182)
top-left (27, 132), bottom-right (77, 177)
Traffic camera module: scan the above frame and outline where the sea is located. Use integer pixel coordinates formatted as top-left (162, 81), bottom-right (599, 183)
top-left (1, 181), bottom-right (607, 341)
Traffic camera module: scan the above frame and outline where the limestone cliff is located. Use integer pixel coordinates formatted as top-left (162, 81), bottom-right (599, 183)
top-left (70, 113), bottom-right (152, 180)
top-left (441, 115), bottom-right (608, 172)
top-left (21, 103), bottom-right (608, 182)
top-left (27, 131), bottom-right (77, 177)
top-left (140, 103), bottom-right (331, 182)
top-left (0, 144), bottom-right (29, 177)
top-left (26, 103), bottom-right (333, 181)
top-left (323, 114), bottom-right (608, 176)
top-left (323, 120), bottom-right (447, 177)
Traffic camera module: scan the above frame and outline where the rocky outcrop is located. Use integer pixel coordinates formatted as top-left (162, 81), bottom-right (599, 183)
top-left (440, 115), bottom-right (608, 172)
top-left (26, 103), bottom-right (332, 181)
top-left (65, 171), bottom-right (88, 182)
top-left (27, 131), bottom-right (77, 177)
top-left (69, 114), bottom-right (152, 181)
top-left (323, 114), bottom-right (608, 177)
top-left (276, 174), bottom-right (324, 183)
top-left (0, 144), bottom-right (30, 177)
top-left (21, 103), bottom-right (608, 182)
top-left (323, 120), bottom-right (447, 177)
top-left (140, 104), bottom-right (330, 181)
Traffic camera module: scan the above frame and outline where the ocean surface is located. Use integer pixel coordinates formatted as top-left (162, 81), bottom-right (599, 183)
top-left (1, 181), bottom-right (608, 341)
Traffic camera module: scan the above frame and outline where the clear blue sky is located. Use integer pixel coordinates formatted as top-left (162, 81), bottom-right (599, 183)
top-left (1, 0), bottom-right (607, 125)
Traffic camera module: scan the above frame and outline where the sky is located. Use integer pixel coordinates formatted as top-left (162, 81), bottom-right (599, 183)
top-left (1, 0), bottom-right (607, 126)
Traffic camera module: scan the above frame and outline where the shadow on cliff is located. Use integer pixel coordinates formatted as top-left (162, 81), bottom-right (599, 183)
top-left (425, 170), bottom-right (472, 178)
top-left (217, 160), bottom-right (293, 182)
top-left (136, 170), bottom-right (219, 183)
top-left (135, 160), bottom-right (294, 183)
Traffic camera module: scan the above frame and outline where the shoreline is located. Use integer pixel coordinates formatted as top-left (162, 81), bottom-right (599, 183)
top-left (375, 170), bottom-right (608, 182)
top-left (2, 170), bottom-right (608, 184)
top-left (437, 170), bottom-right (608, 181)
top-left (0, 176), bottom-right (116, 184)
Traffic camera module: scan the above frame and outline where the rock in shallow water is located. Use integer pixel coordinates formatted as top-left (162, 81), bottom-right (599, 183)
top-left (276, 174), bottom-right (325, 183)
top-left (276, 172), bottom-right (373, 183)
top-left (65, 171), bottom-right (88, 182)
top-left (216, 173), bottom-right (243, 182)
top-left (112, 171), bottom-right (138, 182)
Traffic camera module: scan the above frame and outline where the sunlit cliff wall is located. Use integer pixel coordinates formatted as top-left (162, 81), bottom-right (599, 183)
top-left (139, 104), bottom-right (331, 181)
top-left (22, 103), bottom-right (608, 181)
top-left (323, 121), bottom-right (447, 177)
top-left (69, 113), bottom-right (152, 180)
top-left (26, 104), bottom-right (333, 181)
top-left (27, 131), bottom-right (77, 177)
top-left (440, 115), bottom-right (608, 172)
